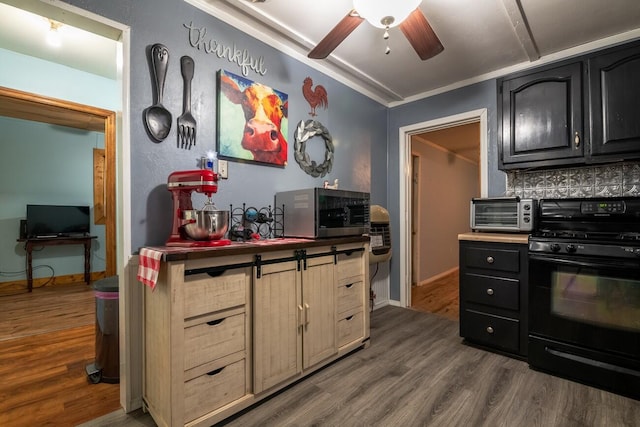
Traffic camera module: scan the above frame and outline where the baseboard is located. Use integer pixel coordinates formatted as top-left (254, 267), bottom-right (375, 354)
top-left (0, 271), bottom-right (107, 292)
top-left (417, 266), bottom-right (459, 287)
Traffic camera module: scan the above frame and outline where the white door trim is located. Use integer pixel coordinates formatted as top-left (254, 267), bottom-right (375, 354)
top-left (398, 109), bottom-right (488, 307)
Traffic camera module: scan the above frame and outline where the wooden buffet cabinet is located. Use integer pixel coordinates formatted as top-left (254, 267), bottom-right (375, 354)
top-left (142, 238), bottom-right (369, 427)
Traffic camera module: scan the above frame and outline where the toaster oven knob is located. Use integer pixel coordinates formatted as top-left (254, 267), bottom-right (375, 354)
top-left (566, 244), bottom-right (577, 253)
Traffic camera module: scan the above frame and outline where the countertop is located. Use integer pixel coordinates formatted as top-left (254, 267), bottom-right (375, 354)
top-left (141, 235), bottom-right (370, 262)
top-left (458, 231), bottom-right (529, 244)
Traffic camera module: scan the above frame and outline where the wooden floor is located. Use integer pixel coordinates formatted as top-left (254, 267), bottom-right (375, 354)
top-left (411, 269), bottom-right (459, 321)
top-left (87, 305), bottom-right (640, 427)
top-left (0, 282), bottom-right (121, 426)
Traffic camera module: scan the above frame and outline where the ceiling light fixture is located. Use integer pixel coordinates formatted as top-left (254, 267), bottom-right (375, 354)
top-left (46, 19), bottom-right (62, 47)
top-left (353, 0), bottom-right (422, 55)
top-left (353, 0), bottom-right (422, 29)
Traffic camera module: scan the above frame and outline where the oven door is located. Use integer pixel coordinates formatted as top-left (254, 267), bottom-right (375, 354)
top-left (528, 252), bottom-right (640, 398)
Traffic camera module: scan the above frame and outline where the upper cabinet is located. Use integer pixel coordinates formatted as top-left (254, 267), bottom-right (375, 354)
top-left (499, 40), bottom-right (640, 170)
top-left (589, 43), bottom-right (640, 160)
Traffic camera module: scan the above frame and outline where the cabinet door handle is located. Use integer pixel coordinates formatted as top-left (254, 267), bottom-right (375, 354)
top-left (486, 326), bottom-right (494, 334)
top-left (486, 288), bottom-right (494, 296)
top-left (304, 303), bottom-right (310, 327)
top-left (206, 318), bottom-right (225, 326)
top-left (486, 256), bottom-right (494, 264)
top-left (574, 131), bottom-right (580, 148)
top-left (297, 304), bottom-right (304, 328)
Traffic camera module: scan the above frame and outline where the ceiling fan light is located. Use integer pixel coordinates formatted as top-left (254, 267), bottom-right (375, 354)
top-left (353, 0), bottom-right (422, 29)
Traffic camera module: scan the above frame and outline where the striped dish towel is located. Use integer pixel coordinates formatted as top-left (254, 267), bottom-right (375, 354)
top-left (138, 248), bottom-right (163, 290)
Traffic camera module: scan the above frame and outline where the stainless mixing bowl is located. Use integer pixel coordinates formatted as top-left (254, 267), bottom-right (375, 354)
top-left (182, 209), bottom-right (229, 240)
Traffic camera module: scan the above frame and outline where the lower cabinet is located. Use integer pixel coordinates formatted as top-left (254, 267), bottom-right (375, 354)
top-left (142, 241), bottom-right (369, 427)
top-left (459, 239), bottom-right (528, 358)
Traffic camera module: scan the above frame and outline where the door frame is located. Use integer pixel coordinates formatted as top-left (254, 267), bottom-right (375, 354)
top-left (398, 109), bottom-right (488, 307)
top-left (410, 153), bottom-right (420, 287)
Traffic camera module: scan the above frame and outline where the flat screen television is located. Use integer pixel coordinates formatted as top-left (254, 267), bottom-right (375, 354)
top-left (26, 204), bottom-right (90, 238)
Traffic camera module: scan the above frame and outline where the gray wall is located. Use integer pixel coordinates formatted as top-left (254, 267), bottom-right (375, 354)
top-left (65, 0), bottom-right (388, 252)
top-left (387, 80), bottom-right (506, 301)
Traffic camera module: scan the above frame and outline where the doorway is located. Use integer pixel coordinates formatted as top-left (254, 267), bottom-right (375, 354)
top-left (398, 109), bottom-right (488, 309)
top-left (409, 124), bottom-right (481, 320)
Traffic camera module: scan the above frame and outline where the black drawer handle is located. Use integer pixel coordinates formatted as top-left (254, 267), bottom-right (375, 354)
top-left (486, 326), bottom-right (494, 334)
top-left (486, 256), bottom-right (494, 264)
top-left (206, 367), bottom-right (225, 376)
top-left (345, 283), bottom-right (354, 289)
top-left (206, 318), bottom-right (225, 326)
top-left (345, 315), bottom-right (354, 321)
top-left (486, 288), bottom-right (494, 296)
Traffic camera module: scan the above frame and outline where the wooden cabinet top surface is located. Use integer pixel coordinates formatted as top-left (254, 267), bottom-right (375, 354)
top-left (458, 232), bottom-right (529, 245)
top-left (141, 235), bottom-right (369, 262)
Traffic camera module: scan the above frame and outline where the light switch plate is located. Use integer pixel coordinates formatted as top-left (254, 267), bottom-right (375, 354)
top-left (218, 159), bottom-right (228, 179)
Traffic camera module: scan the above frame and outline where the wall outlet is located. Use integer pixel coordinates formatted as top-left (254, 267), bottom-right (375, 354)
top-left (218, 159), bottom-right (228, 179)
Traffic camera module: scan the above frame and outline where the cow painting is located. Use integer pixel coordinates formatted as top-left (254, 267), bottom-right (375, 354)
top-left (217, 70), bottom-right (288, 166)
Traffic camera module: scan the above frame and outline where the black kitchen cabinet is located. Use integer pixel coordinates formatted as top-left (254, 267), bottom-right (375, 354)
top-left (499, 40), bottom-right (640, 170)
top-left (500, 62), bottom-right (584, 169)
top-left (589, 43), bottom-right (640, 160)
top-left (459, 240), bottom-right (528, 358)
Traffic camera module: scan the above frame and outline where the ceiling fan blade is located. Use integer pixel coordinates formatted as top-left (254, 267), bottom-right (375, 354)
top-left (308, 11), bottom-right (364, 59)
top-left (399, 8), bottom-right (444, 61)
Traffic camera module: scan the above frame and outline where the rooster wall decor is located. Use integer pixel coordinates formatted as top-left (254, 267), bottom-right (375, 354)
top-left (302, 77), bottom-right (328, 117)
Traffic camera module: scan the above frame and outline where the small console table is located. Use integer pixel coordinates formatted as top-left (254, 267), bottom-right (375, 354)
top-left (18, 236), bottom-right (97, 292)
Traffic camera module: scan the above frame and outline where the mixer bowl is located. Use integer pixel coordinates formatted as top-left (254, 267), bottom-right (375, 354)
top-left (182, 209), bottom-right (229, 240)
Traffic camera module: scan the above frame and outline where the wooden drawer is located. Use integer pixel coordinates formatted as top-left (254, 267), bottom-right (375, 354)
top-left (462, 310), bottom-right (519, 353)
top-left (337, 252), bottom-right (363, 285)
top-left (337, 310), bottom-right (364, 347)
top-left (184, 313), bottom-right (245, 371)
top-left (183, 270), bottom-right (247, 319)
top-left (463, 246), bottom-right (520, 273)
top-left (462, 273), bottom-right (519, 311)
top-left (184, 358), bottom-right (246, 423)
top-left (337, 281), bottom-right (363, 315)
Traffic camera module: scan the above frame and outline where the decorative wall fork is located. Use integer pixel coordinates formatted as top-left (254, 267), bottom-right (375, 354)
top-left (177, 55), bottom-right (196, 149)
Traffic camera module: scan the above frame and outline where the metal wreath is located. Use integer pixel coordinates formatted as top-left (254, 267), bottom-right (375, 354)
top-left (293, 119), bottom-right (334, 178)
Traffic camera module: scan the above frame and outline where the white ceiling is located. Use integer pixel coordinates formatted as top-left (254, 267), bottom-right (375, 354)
top-left (1, 0), bottom-right (640, 106)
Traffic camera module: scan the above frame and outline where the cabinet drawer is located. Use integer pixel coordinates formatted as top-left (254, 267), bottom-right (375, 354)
top-left (462, 310), bottom-right (519, 353)
top-left (184, 358), bottom-right (245, 423)
top-left (463, 247), bottom-right (520, 273)
top-left (183, 270), bottom-right (247, 319)
top-left (337, 281), bottom-right (363, 315)
top-left (337, 252), bottom-right (363, 285)
top-left (463, 273), bottom-right (519, 311)
top-left (184, 313), bottom-right (245, 371)
top-left (338, 311), bottom-right (364, 347)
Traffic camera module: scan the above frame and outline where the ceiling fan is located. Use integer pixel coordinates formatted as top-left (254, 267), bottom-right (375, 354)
top-left (308, 0), bottom-right (444, 60)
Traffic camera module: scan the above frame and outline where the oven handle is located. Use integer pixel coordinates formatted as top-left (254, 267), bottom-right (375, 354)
top-left (528, 253), bottom-right (640, 270)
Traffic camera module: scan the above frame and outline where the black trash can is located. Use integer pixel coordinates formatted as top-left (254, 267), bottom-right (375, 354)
top-left (86, 275), bottom-right (120, 384)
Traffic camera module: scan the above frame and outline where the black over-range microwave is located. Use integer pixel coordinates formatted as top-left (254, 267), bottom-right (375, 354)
top-left (275, 188), bottom-right (370, 238)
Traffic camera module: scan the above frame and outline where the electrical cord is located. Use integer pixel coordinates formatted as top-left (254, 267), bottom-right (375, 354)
top-left (369, 262), bottom-right (379, 312)
top-left (0, 265), bottom-right (55, 297)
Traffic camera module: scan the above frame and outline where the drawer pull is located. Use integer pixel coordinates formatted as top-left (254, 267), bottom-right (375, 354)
top-left (486, 288), bottom-right (494, 296)
top-left (206, 318), bottom-right (225, 326)
top-left (486, 256), bottom-right (494, 264)
top-left (345, 315), bottom-right (354, 321)
top-left (486, 326), bottom-right (494, 334)
top-left (345, 283), bottom-right (354, 289)
top-left (206, 367), bottom-right (225, 376)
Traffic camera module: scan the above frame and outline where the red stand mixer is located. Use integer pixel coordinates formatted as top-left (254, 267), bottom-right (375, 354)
top-left (166, 169), bottom-right (231, 247)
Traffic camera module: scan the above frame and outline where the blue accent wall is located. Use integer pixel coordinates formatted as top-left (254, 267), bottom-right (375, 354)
top-left (0, 116), bottom-right (106, 282)
top-left (64, 0), bottom-right (388, 252)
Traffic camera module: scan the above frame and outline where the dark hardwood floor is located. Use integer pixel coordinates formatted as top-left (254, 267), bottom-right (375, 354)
top-left (87, 305), bottom-right (640, 427)
top-left (411, 268), bottom-right (459, 320)
top-left (0, 282), bottom-right (121, 426)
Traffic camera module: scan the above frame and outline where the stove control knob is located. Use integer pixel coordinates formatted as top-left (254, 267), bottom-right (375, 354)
top-left (550, 243), bottom-right (561, 252)
top-left (566, 244), bottom-right (577, 253)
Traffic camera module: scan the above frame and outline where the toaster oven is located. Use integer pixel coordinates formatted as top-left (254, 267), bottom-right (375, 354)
top-left (470, 197), bottom-right (536, 232)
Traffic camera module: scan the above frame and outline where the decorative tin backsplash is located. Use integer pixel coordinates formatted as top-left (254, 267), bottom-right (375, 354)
top-left (506, 162), bottom-right (640, 199)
